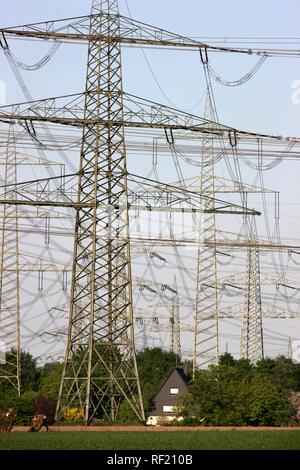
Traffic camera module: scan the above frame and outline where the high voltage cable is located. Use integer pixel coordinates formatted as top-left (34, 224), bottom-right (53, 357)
top-left (4, 41), bottom-right (60, 71)
top-left (208, 56), bottom-right (267, 87)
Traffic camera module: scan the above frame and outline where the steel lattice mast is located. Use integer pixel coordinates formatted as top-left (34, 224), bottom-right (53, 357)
top-left (240, 218), bottom-right (264, 363)
top-left (170, 275), bottom-right (181, 359)
top-left (287, 337), bottom-right (292, 359)
top-left (55, 0), bottom-right (145, 424)
top-left (0, 124), bottom-right (20, 395)
top-left (193, 91), bottom-right (219, 376)
top-left (1, 0), bottom-right (295, 409)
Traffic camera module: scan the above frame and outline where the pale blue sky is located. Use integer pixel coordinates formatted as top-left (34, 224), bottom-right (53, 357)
top-left (1, 0), bottom-right (299, 136)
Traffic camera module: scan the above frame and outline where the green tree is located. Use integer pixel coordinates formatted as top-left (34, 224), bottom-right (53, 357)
top-left (15, 391), bottom-right (38, 426)
top-left (219, 352), bottom-right (236, 367)
top-left (118, 397), bottom-right (142, 424)
top-left (273, 356), bottom-right (300, 391)
top-left (255, 357), bottom-right (276, 377)
top-left (183, 354), bottom-right (292, 426)
top-left (20, 350), bottom-right (40, 392)
top-left (256, 356), bottom-right (300, 392)
top-left (240, 373), bottom-right (293, 426)
top-left (39, 362), bottom-right (63, 399)
top-left (187, 367), bottom-right (246, 425)
top-left (0, 349), bottom-right (40, 401)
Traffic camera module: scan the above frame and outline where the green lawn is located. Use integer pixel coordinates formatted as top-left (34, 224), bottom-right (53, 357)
top-left (0, 431), bottom-right (300, 450)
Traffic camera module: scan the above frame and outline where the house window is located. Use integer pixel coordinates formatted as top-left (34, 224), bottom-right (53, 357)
top-left (163, 405), bottom-right (175, 413)
top-left (170, 388), bottom-right (179, 395)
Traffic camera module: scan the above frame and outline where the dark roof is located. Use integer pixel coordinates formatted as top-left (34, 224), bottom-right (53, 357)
top-left (175, 367), bottom-right (189, 383)
top-left (156, 367), bottom-right (188, 393)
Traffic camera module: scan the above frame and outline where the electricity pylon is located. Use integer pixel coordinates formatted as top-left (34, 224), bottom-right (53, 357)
top-left (240, 217), bottom-right (264, 363)
top-left (1, 0), bottom-right (291, 421)
top-left (0, 144), bottom-right (74, 392)
top-left (193, 91), bottom-right (219, 376)
top-left (0, 124), bottom-right (20, 395)
top-left (287, 337), bottom-right (292, 359)
top-left (170, 275), bottom-right (181, 359)
top-left (55, 0), bottom-right (145, 424)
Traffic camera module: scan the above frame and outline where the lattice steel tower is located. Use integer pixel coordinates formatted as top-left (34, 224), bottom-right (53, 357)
top-left (55, 0), bottom-right (145, 423)
top-left (240, 217), bottom-right (264, 363)
top-left (0, 125), bottom-right (21, 395)
top-left (193, 91), bottom-right (219, 376)
top-left (170, 275), bottom-right (181, 359)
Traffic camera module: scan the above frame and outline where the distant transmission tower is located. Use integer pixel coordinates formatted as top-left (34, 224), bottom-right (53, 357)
top-left (287, 337), bottom-right (292, 359)
top-left (170, 275), bottom-right (181, 359)
top-left (193, 91), bottom-right (219, 376)
top-left (240, 217), bottom-right (264, 363)
top-left (0, 125), bottom-right (20, 395)
top-left (56, 0), bottom-right (145, 423)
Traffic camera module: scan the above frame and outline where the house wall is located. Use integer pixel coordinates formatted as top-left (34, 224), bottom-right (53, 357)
top-left (150, 369), bottom-right (188, 417)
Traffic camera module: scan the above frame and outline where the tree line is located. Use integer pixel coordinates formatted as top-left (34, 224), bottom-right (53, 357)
top-left (0, 348), bottom-right (299, 425)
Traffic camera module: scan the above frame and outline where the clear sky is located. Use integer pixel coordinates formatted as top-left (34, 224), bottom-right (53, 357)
top-left (1, 0), bottom-right (299, 135)
top-left (1, 0), bottom-right (300, 360)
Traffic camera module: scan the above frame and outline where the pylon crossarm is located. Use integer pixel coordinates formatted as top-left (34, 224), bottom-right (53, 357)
top-left (1, 92), bottom-right (299, 143)
top-left (0, 169), bottom-right (261, 216)
top-left (1, 13), bottom-right (298, 57)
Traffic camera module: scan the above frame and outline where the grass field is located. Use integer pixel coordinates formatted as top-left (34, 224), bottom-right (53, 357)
top-left (0, 431), bottom-right (300, 450)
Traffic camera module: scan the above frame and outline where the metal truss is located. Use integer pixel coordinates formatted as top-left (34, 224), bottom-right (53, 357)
top-left (193, 92), bottom-right (219, 374)
top-left (1, 10), bottom-right (299, 57)
top-left (0, 125), bottom-right (20, 394)
top-left (170, 276), bottom-right (181, 359)
top-left (54, 0), bottom-right (145, 424)
top-left (240, 219), bottom-right (264, 363)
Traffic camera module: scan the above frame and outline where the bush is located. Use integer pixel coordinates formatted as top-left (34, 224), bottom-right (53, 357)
top-left (38, 363), bottom-right (63, 400)
top-left (15, 391), bottom-right (38, 426)
top-left (34, 395), bottom-right (57, 424)
top-left (0, 391), bottom-right (19, 411)
top-left (240, 374), bottom-right (293, 426)
top-left (183, 355), bottom-right (294, 427)
top-left (155, 416), bottom-right (177, 426)
top-left (64, 407), bottom-right (84, 422)
top-left (118, 397), bottom-right (145, 424)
